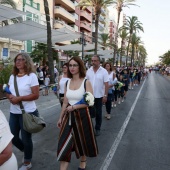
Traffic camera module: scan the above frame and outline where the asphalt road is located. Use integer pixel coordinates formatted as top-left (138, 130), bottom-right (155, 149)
top-left (1, 72), bottom-right (170, 170)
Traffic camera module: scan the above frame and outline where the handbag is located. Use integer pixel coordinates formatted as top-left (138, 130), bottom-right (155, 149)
top-left (84, 79), bottom-right (96, 118)
top-left (14, 76), bottom-right (46, 133)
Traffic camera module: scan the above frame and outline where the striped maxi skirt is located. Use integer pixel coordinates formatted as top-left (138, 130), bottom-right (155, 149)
top-left (57, 107), bottom-right (98, 162)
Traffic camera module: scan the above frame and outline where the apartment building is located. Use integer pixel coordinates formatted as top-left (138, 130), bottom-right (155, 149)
top-left (109, 19), bottom-right (116, 44)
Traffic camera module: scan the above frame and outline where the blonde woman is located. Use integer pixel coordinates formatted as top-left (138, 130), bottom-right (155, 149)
top-left (6, 53), bottom-right (39, 170)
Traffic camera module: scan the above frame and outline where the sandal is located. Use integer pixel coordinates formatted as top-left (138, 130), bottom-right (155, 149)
top-left (78, 160), bottom-right (86, 170)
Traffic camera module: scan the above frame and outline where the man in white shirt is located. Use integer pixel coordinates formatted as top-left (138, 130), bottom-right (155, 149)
top-left (86, 55), bottom-right (109, 136)
top-left (54, 66), bottom-right (59, 83)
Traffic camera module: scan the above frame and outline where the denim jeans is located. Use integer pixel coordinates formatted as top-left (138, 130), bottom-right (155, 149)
top-left (9, 109), bottom-right (39, 162)
top-left (105, 94), bottom-right (112, 114)
top-left (94, 98), bottom-right (103, 131)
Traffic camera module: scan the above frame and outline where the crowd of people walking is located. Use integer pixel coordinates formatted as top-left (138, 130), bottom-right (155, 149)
top-left (0, 52), bottom-right (151, 170)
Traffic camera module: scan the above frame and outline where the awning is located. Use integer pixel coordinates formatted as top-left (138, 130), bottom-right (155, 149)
top-left (55, 43), bottom-right (95, 51)
top-left (0, 5), bottom-right (27, 21)
top-left (0, 20), bottom-right (80, 43)
top-left (84, 49), bottom-right (113, 56)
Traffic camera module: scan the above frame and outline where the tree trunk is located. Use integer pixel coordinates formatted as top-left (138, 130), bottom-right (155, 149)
top-left (113, 9), bottom-right (121, 66)
top-left (94, 10), bottom-right (100, 55)
top-left (131, 44), bottom-right (135, 66)
top-left (126, 34), bottom-right (132, 66)
top-left (43, 0), bottom-right (54, 83)
top-left (120, 40), bottom-right (123, 67)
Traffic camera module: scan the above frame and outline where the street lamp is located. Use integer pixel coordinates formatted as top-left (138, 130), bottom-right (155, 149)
top-left (80, 31), bottom-right (86, 61)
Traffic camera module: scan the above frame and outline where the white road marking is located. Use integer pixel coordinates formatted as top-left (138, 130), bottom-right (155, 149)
top-left (39, 103), bottom-right (60, 110)
top-left (100, 79), bottom-right (146, 170)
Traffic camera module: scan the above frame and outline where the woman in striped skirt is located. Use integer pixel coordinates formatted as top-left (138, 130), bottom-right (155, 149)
top-left (57, 57), bottom-right (98, 170)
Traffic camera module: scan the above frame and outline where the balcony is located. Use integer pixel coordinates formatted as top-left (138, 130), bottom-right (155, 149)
top-left (101, 8), bottom-right (106, 16)
top-left (55, 0), bottom-right (75, 11)
top-left (54, 22), bottom-right (64, 29)
top-left (80, 22), bottom-right (92, 32)
top-left (0, 37), bottom-right (23, 46)
top-left (80, 10), bottom-right (92, 22)
top-left (98, 24), bottom-right (104, 32)
top-left (99, 15), bottom-right (105, 24)
top-left (54, 20), bottom-right (75, 31)
top-left (54, 6), bottom-right (75, 23)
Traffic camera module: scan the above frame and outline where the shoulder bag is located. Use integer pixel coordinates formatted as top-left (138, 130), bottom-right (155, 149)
top-left (14, 76), bottom-right (46, 133)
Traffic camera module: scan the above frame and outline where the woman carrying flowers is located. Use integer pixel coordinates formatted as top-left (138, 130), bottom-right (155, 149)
top-left (57, 57), bottom-right (98, 170)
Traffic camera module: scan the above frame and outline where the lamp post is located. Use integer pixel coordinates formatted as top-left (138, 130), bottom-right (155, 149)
top-left (80, 31), bottom-right (86, 61)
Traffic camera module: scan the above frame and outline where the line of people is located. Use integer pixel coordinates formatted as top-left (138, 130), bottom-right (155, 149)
top-left (1, 52), bottom-right (148, 170)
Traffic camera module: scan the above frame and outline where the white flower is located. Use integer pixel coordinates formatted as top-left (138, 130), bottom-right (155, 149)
top-left (84, 92), bottom-right (94, 106)
top-left (3, 84), bottom-right (7, 91)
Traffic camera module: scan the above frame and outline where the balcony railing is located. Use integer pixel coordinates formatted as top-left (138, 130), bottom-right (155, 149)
top-left (58, 0), bottom-right (75, 11)
top-left (55, 6), bottom-right (75, 23)
top-left (54, 20), bottom-right (75, 31)
top-left (80, 10), bottom-right (92, 22)
top-left (80, 21), bottom-right (92, 32)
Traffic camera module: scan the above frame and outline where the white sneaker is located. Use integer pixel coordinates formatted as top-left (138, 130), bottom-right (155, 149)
top-left (132, 87), bottom-right (134, 89)
top-left (104, 113), bottom-right (108, 118)
top-left (107, 114), bottom-right (111, 120)
top-left (118, 101), bottom-right (121, 105)
top-left (111, 104), bottom-right (113, 108)
top-left (19, 163), bottom-right (32, 170)
top-left (114, 104), bottom-right (116, 107)
top-left (122, 99), bottom-right (124, 103)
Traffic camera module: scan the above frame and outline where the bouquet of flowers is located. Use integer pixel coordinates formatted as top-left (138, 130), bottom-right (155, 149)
top-left (132, 70), bottom-right (136, 78)
top-left (3, 84), bottom-right (11, 94)
top-left (115, 81), bottom-right (124, 90)
top-left (75, 92), bottom-right (94, 106)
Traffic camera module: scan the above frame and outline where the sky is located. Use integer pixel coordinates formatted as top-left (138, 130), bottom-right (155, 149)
top-left (108, 0), bottom-right (170, 65)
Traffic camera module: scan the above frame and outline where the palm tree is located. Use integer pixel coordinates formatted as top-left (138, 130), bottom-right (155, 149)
top-left (111, 0), bottom-right (137, 65)
top-left (131, 33), bottom-right (142, 65)
top-left (99, 33), bottom-right (110, 50)
top-left (43, 0), bottom-right (54, 83)
top-left (123, 16), bottom-right (144, 65)
top-left (159, 51), bottom-right (170, 65)
top-left (78, 0), bottom-right (114, 54)
top-left (138, 45), bottom-right (147, 66)
top-left (118, 28), bottom-right (128, 66)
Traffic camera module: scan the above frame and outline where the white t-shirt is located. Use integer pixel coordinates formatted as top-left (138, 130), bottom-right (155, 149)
top-left (8, 73), bottom-right (39, 114)
top-left (59, 76), bottom-right (70, 94)
top-left (0, 110), bottom-right (18, 170)
top-left (44, 77), bottom-right (50, 86)
top-left (86, 66), bottom-right (109, 98)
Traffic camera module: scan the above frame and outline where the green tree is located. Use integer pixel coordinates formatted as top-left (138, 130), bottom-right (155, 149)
top-left (138, 45), bottom-right (147, 66)
top-left (0, 64), bottom-right (13, 84)
top-left (78, 0), bottom-right (114, 54)
top-left (111, 0), bottom-right (137, 65)
top-left (43, 0), bottom-right (54, 83)
top-left (118, 28), bottom-right (128, 66)
top-left (30, 42), bottom-right (58, 65)
top-left (131, 33), bottom-right (142, 65)
top-left (159, 51), bottom-right (170, 65)
top-left (99, 33), bottom-right (110, 50)
top-left (122, 16), bottom-right (144, 65)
